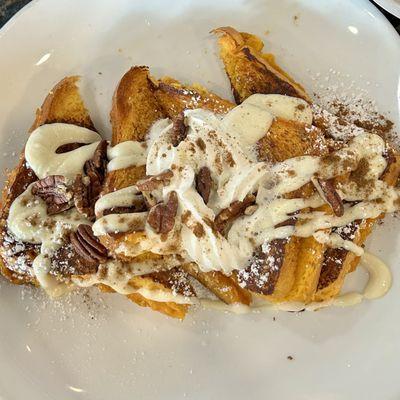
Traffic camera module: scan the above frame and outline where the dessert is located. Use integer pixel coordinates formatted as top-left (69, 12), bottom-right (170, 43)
top-left (1, 27), bottom-right (399, 318)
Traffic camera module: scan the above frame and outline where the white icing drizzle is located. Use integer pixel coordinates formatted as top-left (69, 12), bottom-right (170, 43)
top-left (360, 252), bottom-right (392, 299)
top-left (25, 123), bottom-right (101, 179)
top-left (313, 231), bottom-right (364, 256)
top-left (6, 97), bottom-right (397, 310)
top-left (93, 212), bottom-right (147, 236)
top-left (107, 141), bottom-right (147, 172)
top-left (72, 258), bottom-right (193, 304)
top-left (7, 123), bottom-right (102, 293)
top-left (94, 93), bottom-right (400, 276)
top-left (8, 182), bottom-right (91, 296)
top-left (200, 252), bottom-right (391, 313)
top-left (243, 93), bottom-right (313, 125)
top-left (94, 186), bottom-right (144, 217)
top-left (33, 254), bottom-right (72, 298)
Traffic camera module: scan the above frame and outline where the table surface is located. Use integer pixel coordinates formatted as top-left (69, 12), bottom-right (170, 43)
top-left (0, 0), bottom-right (399, 30)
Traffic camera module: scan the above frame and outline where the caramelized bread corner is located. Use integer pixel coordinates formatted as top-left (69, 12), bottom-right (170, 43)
top-left (213, 26), bottom-right (310, 104)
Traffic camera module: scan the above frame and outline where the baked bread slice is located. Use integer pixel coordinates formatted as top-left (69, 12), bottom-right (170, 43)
top-left (212, 27), bottom-right (330, 302)
top-left (214, 26), bottom-right (400, 304)
top-left (213, 27), bottom-right (310, 103)
top-left (2, 26), bottom-right (397, 319)
top-left (314, 155), bottom-right (400, 301)
top-left (101, 66), bottom-right (195, 319)
top-left (0, 77), bottom-right (96, 286)
top-left (98, 66), bottom-right (252, 312)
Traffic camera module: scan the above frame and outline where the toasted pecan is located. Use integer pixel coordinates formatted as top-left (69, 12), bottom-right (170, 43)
top-left (214, 194), bottom-right (256, 234)
top-left (195, 166), bottom-right (212, 204)
top-left (136, 169), bottom-right (174, 192)
top-left (171, 112), bottom-right (188, 146)
top-left (147, 191), bottom-right (178, 234)
top-left (70, 224), bottom-right (108, 265)
top-left (313, 178), bottom-right (344, 217)
top-left (31, 175), bottom-right (73, 215)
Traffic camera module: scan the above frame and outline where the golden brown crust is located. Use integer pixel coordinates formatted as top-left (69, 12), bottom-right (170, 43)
top-left (153, 77), bottom-right (234, 118)
top-left (182, 263), bottom-right (252, 305)
top-left (110, 66), bottom-right (164, 145)
top-left (258, 118), bottom-right (328, 162)
top-left (101, 66), bottom-right (252, 317)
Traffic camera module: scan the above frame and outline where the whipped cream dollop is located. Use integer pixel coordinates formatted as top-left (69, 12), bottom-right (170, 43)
top-left (25, 123), bottom-right (101, 179)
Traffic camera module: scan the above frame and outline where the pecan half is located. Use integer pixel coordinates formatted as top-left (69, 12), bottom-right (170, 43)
top-left (136, 169), bottom-right (174, 192)
top-left (313, 178), bottom-right (344, 217)
top-left (147, 191), bottom-right (178, 234)
top-left (84, 140), bottom-right (108, 199)
top-left (70, 224), bottom-right (108, 264)
top-left (171, 112), bottom-right (187, 146)
top-left (31, 175), bottom-right (73, 215)
top-left (196, 166), bottom-right (212, 204)
top-left (73, 140), bottom-right (108, 218)
top-left (214, 194), bottom-right (256, 234)
top-left (51, 243), bottom-right (98, 275)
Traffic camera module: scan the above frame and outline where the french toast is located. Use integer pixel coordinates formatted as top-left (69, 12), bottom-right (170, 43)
top-left (100, 66), bottom-right (194, 318)
top-left (98, 66), bottom-right (252, 313)
top-left (1, 26), bottom-right (399, 320)
top-left (213, 27), bottom-right (329, 302)
top-left (212, 27), bottom-right (310, 103)
top-left (0, 77), bottom-right (96, 287)
top-left (214, 26), bottom-right (400, 304)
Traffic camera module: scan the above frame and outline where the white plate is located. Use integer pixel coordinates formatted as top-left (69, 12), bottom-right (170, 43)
top-left (374, 0), bottom-right (400, 18)
top-left (0, 0), bottom-right (399, 399)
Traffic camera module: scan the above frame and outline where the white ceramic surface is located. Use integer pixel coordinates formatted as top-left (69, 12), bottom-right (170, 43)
top-left (0, 1), bottom-right (399, 399)
top-left (374, 0), bottom-right (400, 18)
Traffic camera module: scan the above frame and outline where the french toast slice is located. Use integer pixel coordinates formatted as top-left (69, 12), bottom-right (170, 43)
top-left (102, 66), bottom-right (195, 319)
top-left (213, 27), bottom-right (310, 104)
top-left (150, 76), bottom-right (253, 306)
top-left (214, 27), bottom-right (332, 303)
top-left (153, 69), bottom-right (335, 303)
top-left (0, 76), bottom-right (95, 285)
top-left (214, 26), bottom-right (400, 304)
top-left (102, 67), bottom-right (252, 310)
top-left (152, 74), bottom-right (338, 303)
top-left (314, 156), bottom-right (400, 301)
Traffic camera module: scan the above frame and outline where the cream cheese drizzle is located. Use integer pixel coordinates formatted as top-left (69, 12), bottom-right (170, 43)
top-left (8, 123), bottom-right (101, 293)
top-left (25, 123), bottom-right (101, 179)
top-left (94, 186), bottom-right (144, 217)
top-left (313, 231), bottom-right (364, 256)
top-left (93, 93), bottom-right (400, 276)
top-left (8, 182), bottom-right (91, 297)
top-left (72, 258), bottom-right (192, 304)
top-left (107, 141), bottom-right (147, 172)
top-left (7, 97), bottom-right (397, 309)
top-left (93, 212), bottom-right (147, 236)
top-left (200, 252), bottom-right (391, 313)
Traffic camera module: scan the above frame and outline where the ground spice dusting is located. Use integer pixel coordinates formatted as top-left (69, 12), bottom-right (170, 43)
top-left (313, 88), bottom-right (397, 147)
top-left (349, 158), bottom-right (374, 190)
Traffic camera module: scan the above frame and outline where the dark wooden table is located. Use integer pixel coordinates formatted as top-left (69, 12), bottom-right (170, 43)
top-left (0, 0), bottom-right (399, 31)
